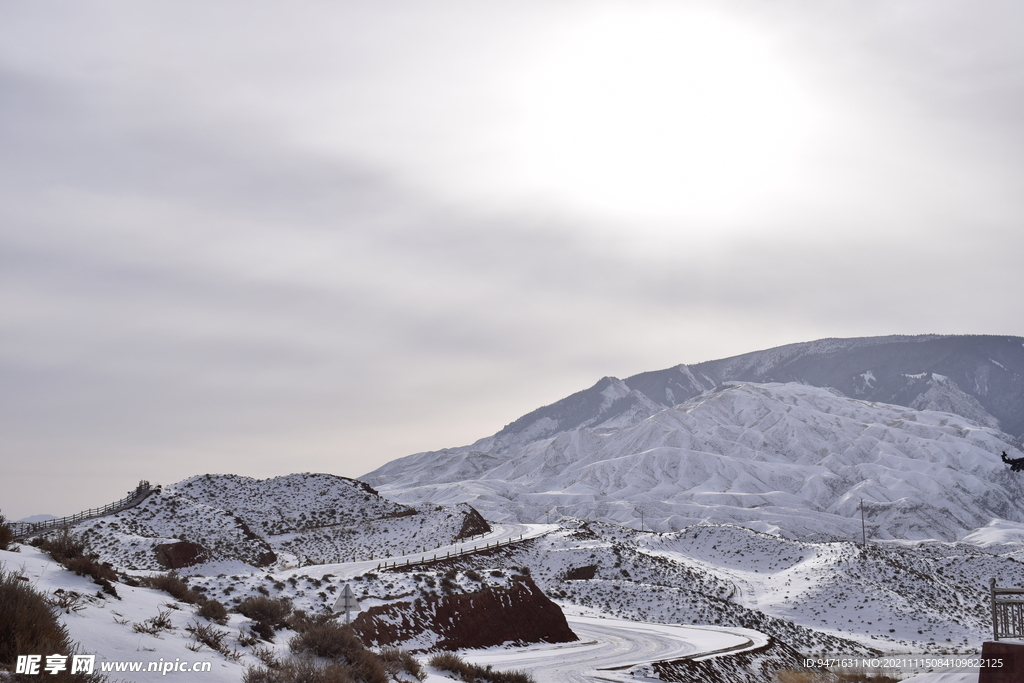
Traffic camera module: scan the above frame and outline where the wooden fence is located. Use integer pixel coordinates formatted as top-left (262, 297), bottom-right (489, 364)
top-left (990, 578), bottom-right (1024, 640)
top-left (377, 533), bottom-right (525, 571)
top-left (9, 480), bottom-right (155, 541)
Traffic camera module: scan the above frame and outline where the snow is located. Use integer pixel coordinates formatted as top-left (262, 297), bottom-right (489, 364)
top-left (2, 546), bottom-right (254, 683)
top-left (456, 614), bottom-right (762, 683)
top-left (368, 382), bottom-right (1024, 542)
top-left (8, 473), bottom-right (1018, 681)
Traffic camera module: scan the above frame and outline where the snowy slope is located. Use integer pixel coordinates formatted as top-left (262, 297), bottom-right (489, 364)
top-left (0, 544), bottom-right (473, 683)
top-left (366, 382), bottom-right (1024, 541)
top-left (422, 518), bottom-right (1024, 656)
top-left (72, 473), bottom-right (487, 572)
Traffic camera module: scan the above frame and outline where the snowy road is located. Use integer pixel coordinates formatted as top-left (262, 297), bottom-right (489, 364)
top-left (458, 614), bottom-right (766, 683)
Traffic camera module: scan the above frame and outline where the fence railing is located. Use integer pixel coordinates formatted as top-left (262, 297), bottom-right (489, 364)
top-left (9, 480), bottom-right (155, 541)
top-left (990, 578), bottom-right (1024, 640)
top-left (377, 533), bottom-right (526, 571)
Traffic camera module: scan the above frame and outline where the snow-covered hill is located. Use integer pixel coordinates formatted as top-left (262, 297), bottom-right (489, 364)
top-left (73, 473), bottom-right (488, 571)
top-left (365, 382), bottom-right (1024, 540)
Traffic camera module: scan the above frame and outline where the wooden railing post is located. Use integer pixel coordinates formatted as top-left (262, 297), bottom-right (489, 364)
top-left (992, 578), bottom-right (999, 641)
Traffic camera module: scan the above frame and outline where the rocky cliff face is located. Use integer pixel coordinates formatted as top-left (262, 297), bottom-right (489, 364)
top-left (353, 573), bottom-right (578, 651)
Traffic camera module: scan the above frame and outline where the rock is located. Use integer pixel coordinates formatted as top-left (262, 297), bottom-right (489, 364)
top-left (153, 541), bottom-right (210, 569)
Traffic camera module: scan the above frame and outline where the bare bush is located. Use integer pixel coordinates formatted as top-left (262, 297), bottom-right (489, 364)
top-left (243, 656), bottom-right (356, 683)
top-left (379, 646), bottom-right (426, 681)
top-left (0, 510), bottom-right (14, 550)
top-left (197, 598), bottom-right (229, 624)
top-left (140, 572), bottom-right (202, 604)
top-left (185, 620), bottom-right (240, 660)
top-left (289, 621), bottom-right (386, 683)
top-left (132, 608), bottom-right (175, 635)
top-left (47, 589), bottom-right (87, 614)
top-left (0, 570), bottom-right (107, 682)
top-left (236, 595), bottom-right (292, 625)
top-left (251, 646), bottom-right (279, 668)
top-left (428, 651), bottom-right (534, 683)
top-left (35, 531), bottom-right (119, 598)
top-left (289, 620), bottom-right (362, 660)
top-left (237, 627), bottom-right (261, 647)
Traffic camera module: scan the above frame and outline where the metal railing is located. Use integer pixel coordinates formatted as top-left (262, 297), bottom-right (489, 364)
top-left (990, 578), bottom-right (1024, 640)
top-left (9, 480), bottom-right (155, 541)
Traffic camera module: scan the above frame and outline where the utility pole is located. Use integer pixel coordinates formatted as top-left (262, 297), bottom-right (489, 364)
top-left (640, 509), bottom-right (644, 533)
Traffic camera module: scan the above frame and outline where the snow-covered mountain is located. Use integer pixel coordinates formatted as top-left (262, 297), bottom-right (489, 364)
top-left (448, 335), bottom-right (1024, 453)
top-left (364, 381), bottom-right (1024, 541)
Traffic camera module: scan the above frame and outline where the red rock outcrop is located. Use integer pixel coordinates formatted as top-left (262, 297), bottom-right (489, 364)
top-left (353, 575), bottom-right (577, 651)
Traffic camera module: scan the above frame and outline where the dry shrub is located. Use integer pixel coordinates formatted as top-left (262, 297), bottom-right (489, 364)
top-left (197, 598), bottom-right (229, 624)
top-left (34, 530), bottom-right (85, 564)
top-left (289, 622), bottom-right (386, 683)
top-left (237, 595), bottom-right (292, 625)
top-left (140, 572), bottom-right (202, 604)
top-left (289, 620), bottom-right (361, 660)
top-left (428, 652), bottom-right (534, 683)
top-left (251, 646), bottom-right (279, 668)
top-left (428, 652), bottom-right (475, 679)
top-left (47, 589), bottom-right (87, 614)
top-left (243, 656), bottom-right (356, 683)
top-left (0, 569), bottom-right (106, 682)
top-left (237, 627), bottom-right (261, 647)
top-left (1, 569), bottom-right (71, 664)
top-left (0, 510), bottom-right (14, 550)
top-left (250, 620), bottom-right (276, 643)
top-left (379, 647), bottom-right (426, 681)
top-left (185, 620), bottom-right (239, 660)
top-left (186, 620), bottom-right (227, 650)
top-left (132, 608), bottom-right (174, 635)
top-left (35, 531), bottom-right (118, 598)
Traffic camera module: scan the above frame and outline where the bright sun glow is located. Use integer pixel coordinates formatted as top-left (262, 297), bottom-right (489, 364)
top-left (503, 4), bottom-right (825, 232)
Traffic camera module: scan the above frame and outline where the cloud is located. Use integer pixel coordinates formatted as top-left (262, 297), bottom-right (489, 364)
top-left (1, 1), bottom-right (1023, 518)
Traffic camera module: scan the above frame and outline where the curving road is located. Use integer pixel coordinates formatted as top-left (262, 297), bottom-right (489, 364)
top-left (457, 614), bottom-right (766, 683)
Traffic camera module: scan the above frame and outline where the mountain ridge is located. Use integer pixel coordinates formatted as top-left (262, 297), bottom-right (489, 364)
top-left (486, 335), bottom-right (1024, 449)
top-left (363, 335), bottom-right (1024, 542)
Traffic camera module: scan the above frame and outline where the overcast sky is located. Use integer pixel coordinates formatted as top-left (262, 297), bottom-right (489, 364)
top-left (3, 1), bottom-right (1023, 519)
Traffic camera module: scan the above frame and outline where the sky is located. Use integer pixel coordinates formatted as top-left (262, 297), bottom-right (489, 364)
top-left (2, 0), bottom-right (1024, 520)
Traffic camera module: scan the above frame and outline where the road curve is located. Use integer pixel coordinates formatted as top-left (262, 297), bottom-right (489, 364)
top-left (457, 614), bottom-right (764, 683)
